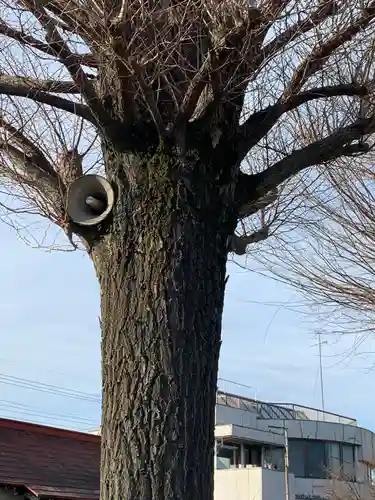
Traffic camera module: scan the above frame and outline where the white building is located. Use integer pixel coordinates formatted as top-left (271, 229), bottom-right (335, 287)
top-left (215, 391), bottom-right (375, 500)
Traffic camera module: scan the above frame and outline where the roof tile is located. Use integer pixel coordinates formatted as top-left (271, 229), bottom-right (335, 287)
top-left (0, 419), bottom-right (100, 499)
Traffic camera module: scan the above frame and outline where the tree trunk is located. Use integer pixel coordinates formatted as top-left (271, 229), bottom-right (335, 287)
top-left (91, 147), bottom-right (235, 500)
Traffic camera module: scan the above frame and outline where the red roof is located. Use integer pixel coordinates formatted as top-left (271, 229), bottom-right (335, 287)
top-left (0, 418), bottom-right (100, 499)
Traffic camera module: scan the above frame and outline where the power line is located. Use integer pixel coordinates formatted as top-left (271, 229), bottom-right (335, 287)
top-left (0, 373), bottom-right (101, 402)
top-left (0, 399), bottom-right (97, 424)
top-left (0, 373), bottom-right (100, 431)
top-left (0, 407), bottom-right (97, 427)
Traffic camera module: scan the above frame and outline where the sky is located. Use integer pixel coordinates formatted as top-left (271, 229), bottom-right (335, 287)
top-left (0, 220), bottom-right (374, 434)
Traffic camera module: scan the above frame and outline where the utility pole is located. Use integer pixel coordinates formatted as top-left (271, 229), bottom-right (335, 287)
top-left (268, 425), bottom-right (289, 500)
top-left (284, 427), bottom-right (289, 500)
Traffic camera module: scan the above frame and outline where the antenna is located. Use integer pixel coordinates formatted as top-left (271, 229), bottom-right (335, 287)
top-left (311, 332), bottom-right (328, 419)
top-left (318, 333), bottom-right (325, 415)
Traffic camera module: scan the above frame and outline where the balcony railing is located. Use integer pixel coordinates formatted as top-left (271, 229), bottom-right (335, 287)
top-left (216, 391), bottom-right (357, 426)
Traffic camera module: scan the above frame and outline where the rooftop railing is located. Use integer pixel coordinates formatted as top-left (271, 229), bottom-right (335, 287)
top-left (216, 391), bottom-right (357, 426)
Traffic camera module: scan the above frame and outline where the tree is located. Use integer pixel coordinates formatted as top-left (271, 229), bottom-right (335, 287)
top-left (0, 0), bottom-right (375, 499)
top-left (257, 156), bottom-right (375, 341)
top-left (254, 92), bottom-right (375, 342)
top-left (327, 472), bottom-right (375, 500)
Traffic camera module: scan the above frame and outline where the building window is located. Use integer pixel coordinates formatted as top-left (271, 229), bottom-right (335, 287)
top-left (288, 439), bottom-right (356, 481)
top-left (327, 442), bottom-right (341, 477)
top-left (244, 444), bottom-right (262, 467)
top-left (305, 441), bottom-right (326, 478)
top-left (263, 446), bottom-right (285, 471)
top-left (216, 442), bottom-right (240, 469)
top-left (289, 440), bottom-right (306, 477)
top-left (342, 444), bottom-right (356, 481)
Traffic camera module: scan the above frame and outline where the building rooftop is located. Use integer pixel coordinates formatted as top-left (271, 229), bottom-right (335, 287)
top-left (0, 418), bottom-right (100, 499)
top-left (216, 391), bottom-right (357, 426)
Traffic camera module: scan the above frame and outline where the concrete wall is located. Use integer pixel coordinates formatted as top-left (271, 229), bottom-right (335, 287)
top-left (215, 468), bottom-right (263, 500)
top-left (215, 423), bottom-right (285, 447)
top-left (214, 468), bottom-right (294, 500)
top-left (263, 469), bottom-right (295, 500)
top-left (214, 469), bottom-right (374, 500)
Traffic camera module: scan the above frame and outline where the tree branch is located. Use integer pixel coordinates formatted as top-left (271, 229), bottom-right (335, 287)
top-left (0, 135), bottom-right (91, 249)
top-left (258, 0), bottom-right (337, 67)
top-left (130, 60), bottom-right (165, 136)
top-left (0, 75), bottom-right (80, 93)
top-left (0, 20), bottom-right (97, 68)
top-left (231, 227), bottom-right (270, 255)
top-left (0, 141), bottom-right (61, 195)
top-left (235, 115), bottom-right (375, 214)
top-left (0, 117), bottom-right (57, 178)
top-left (0, 81), bottom-right (95, 123)
top-left (237, 82), bottom-right (371, 161)
top-left (45, 0), bottom-right (104, 41)
top-left (261, 0), bottom-right (293, 17)
top-left (282, 0), bottom-right (375, 99)
top-left (284, 82), bottom-right (370, 109)
top-left (19, 1), bottom-right (126, 140)
top-left (23, 1), bottom-right (98, 104)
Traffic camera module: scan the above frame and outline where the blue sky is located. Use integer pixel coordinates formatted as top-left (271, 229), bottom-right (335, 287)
top-left (0, 221), bottom-right (374, 434)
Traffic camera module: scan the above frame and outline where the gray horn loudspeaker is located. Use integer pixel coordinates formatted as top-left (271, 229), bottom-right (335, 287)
top-left (67, 175), bottom-right (115, 226)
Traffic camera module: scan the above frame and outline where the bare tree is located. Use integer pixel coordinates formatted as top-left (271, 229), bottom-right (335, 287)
top-left (255, 83), bottom-right (375, 341)
top-left (327, 471), bottom-right (375, 500)
top-left (1, 0), bottom-right (375, 499)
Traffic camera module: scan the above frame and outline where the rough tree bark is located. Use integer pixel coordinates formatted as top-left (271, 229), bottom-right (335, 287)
top-left (91, 146), bottom-right (237, 499)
